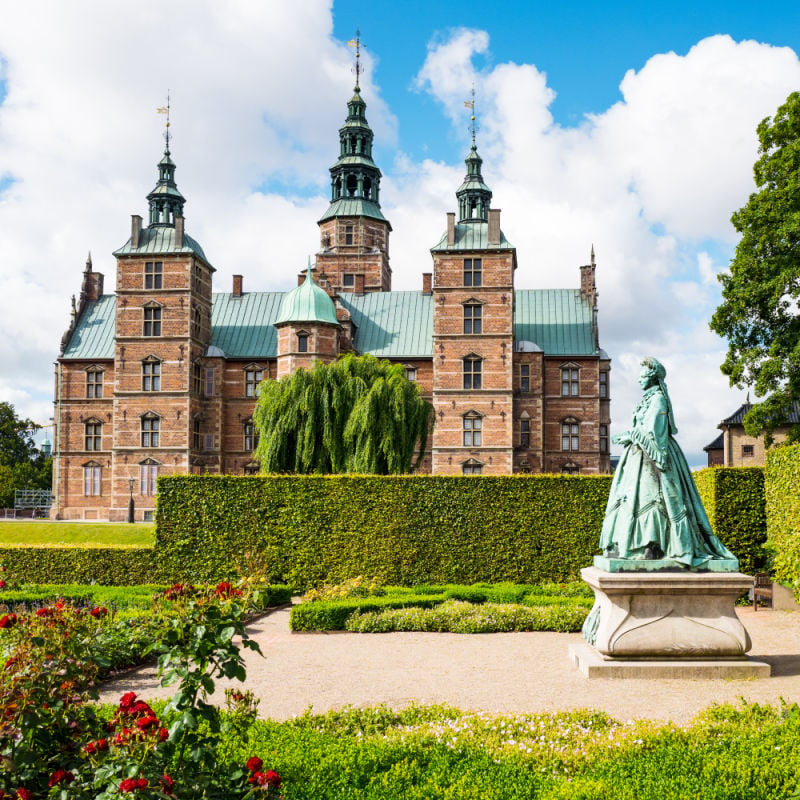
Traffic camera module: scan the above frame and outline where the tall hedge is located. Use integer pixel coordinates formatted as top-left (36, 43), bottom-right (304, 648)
top-left (155, 474), bottom-right (613, 587)
top-left (694, 467), bottom-right (767, 575)
top-left (765, 444), bottom-right (800, 598)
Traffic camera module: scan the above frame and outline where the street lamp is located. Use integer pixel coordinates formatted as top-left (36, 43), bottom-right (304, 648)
top-left (128, 477), bottom-right (135, 524)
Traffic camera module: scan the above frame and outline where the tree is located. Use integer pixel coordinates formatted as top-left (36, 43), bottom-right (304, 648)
top-left (710, 91), bottom-right (800, 443)
top-left (253, 354), bottom-right (434, 474)
top-left (0, 402), bottom-right (52, 505)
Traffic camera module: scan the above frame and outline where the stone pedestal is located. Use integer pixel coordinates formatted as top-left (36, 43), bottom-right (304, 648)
top-left (572, 566), bottom-right (770, 679)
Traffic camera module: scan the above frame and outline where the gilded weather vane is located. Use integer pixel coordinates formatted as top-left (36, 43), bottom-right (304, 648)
top-left (464, 84), bottom-right (478, 146)
top-left (156, 92), bottom-right (171, 151)
top-left (347, 28), bottom-right (363, 88)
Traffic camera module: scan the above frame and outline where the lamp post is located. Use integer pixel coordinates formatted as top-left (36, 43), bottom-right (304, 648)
top-left (128, 477), bottom-right (135, 524)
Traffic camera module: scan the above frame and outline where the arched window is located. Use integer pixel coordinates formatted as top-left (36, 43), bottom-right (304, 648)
top-left (141, 413), bottom-right (160, 448)
top-left (84, 419), bottom-right (102, 451)
top-left (463, 412), bottom-right (482, 447)
top-left (462, 459), bottom-right (483, 475)
top-left (142, 357), bottom-right (161, 392)
top-left (83, 461), bottom-right (101, 496)
top-left (561, 417), bottom-right (580, 452)
top-left (139, 458), bottom-right (159, 496)
top-left (463, 355), bottom-right (482, 390)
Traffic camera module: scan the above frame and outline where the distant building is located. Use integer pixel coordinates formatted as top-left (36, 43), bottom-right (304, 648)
top-left (52, 79), bottom-right (612, 521)
top-left (710, 401), bottom-right (799, 467)
top-left (703, 433), bottom-right (724, 467)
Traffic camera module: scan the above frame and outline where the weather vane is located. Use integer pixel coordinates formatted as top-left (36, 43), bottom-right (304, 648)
top-left (156, 92), bottom-right (171, 151)
top-left (464, 84), bottom-right (478, 146)
top-left (347, 28), bottom-right (363, 88)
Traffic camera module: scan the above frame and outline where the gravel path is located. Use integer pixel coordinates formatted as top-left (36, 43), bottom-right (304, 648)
top-left (100, 605), bottom-right (800, 725)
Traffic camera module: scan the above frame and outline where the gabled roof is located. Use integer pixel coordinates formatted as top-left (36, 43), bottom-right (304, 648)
top-left (514, 289), bottom-right (596, 356)
top-left (61, 295), bottom-right (116, 359)
top-left (430, 221), bottom-right (514, 251)
top-left (703, 432), bottom-right (724, 452)
top-left (721, 401), bottom-right (800, 426)
top-left (113, 226), bottom-right (208, 262)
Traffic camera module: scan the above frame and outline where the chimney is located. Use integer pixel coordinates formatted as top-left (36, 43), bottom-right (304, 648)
top-left (422, 272), bottom-right (432, 294)
top-left (232, 274), bottom-right (243, 297)
top-left (175, 216), bottom-right (185, 248)
top-left (131, 215), bottom-right (142, 249)
top-left (488, 209), bottom-right (501, 246)
top-left (446, 212), bottom-right (455, 246)
top-left (580, 245), bottom-right (597, 308)
top-left (354, 273), bottom-right (365, 294)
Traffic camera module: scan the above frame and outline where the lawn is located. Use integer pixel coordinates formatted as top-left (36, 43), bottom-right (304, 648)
top-left (0, 520), bottom-right (155, 546)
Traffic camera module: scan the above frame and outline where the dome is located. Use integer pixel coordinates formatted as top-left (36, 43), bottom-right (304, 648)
top-left (275, 266), bottom-right (339, 326)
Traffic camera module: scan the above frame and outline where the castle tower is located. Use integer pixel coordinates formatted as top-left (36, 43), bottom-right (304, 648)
top-left (430, 139), bottom-right (516, 475)
top-left (275, 262), bottom-right (340, 379)
top-left (314, 65), bottom-right (392, 295)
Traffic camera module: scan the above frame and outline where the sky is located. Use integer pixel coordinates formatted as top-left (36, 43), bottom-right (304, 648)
top-left (2, 1), bottom-right (800, 466)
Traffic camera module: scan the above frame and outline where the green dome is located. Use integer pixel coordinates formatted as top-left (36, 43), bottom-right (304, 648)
top-left (275, 266), bottom-right (339, 326)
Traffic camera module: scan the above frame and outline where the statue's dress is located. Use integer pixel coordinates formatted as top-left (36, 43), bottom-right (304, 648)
top-left (599, 386), bottom-right (735, 567)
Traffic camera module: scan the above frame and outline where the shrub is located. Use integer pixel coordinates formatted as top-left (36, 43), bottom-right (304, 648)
top-left (694, 467), bottom-right (767, 574)
top-left (290, 594), bottom-right (443, 631)
top-left (765, 443), bottom-right (800, 599)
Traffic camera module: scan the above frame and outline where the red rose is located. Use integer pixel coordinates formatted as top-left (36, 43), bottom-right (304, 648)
top-left (90, 606), bottom-right (108, 618)
top-left (160, 774), bottom-right (174, 789)
top-left (119, 691), bottom-right (137, 708)
top-left (0, 580), bottom-right (6, 588)
top-left (48, 770), bottom-right (75, 787)
top-left (36, 607), bottom-right (53, 617)
top-left (0, 613), bottom-right (17, 628)
top-left (246, 756), bottom-right (263, 772)
top-left (119, 777), bottom-right (148, 792)
top-left (54, 600), bottom-right (66, 610)
top-left (97, 737), bottom-right (109, 751)
top-left (158, 727), bottom-right (169, 741)
top-left (264, 770), bottom-right (282, 788)
top-left (16, 790), bottom-right (33, 800)
top-left (85, 741), bottom-right (96, 755)
top-left (136, 715), bottom-right (159, 731)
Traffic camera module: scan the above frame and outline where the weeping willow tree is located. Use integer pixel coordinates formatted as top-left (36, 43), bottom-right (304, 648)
top-left (253, 354), bottom-right (434, 474)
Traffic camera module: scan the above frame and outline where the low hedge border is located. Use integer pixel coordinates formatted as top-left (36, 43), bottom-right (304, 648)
top-left (290, 594), bottom-right (444, 631)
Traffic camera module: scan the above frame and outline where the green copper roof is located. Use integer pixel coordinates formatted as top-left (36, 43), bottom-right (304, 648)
top-left (61, 296), bottom-right (116, 359)
top-left (113, 226), bottom-right (208, 261)
top-left (59, 288), bottom-right (596, 362)
top-left (274, 268), bottom-right (339, 326)
top-left (514, 289), bottom-right (596, 355)
top-left (430, 221), bottom-right (514, 251)
top-left (339, 292), bottom-right (434, 357)
top-left (318, 197), bottom-right (388, 224)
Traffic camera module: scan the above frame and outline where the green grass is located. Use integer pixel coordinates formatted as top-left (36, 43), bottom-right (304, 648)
top-left (0, 520), bottom-right (155, 546)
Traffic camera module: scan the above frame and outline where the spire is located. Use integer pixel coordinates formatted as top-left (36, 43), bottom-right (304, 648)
top-left (455, 87), bottom-right (492, 223)
top-left (85, 251), bottom-right (92, 272)
top-left (591, 244), bottom-right (596, 266)
top-left (147, 94), bottom-right (185, 227)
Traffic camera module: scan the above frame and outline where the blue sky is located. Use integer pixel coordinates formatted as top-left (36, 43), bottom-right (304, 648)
top-left (1, 1), bottom-right (799, 465)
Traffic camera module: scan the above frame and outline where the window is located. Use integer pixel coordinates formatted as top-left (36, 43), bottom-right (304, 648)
top-left (561, 419), bottom-right (580, 451)
top-left (345, 224), bottom-right (354, 245)
top-left (599, 371), bottom-right (609, 399)
top-left (463, 303), bottom-right (482, 334)
top-left (298, 333), bottom-right (309, 353)
top-left (562, 463), bottom-right (580, 475)
top-left (244, 421), bottom-right (259, 451)
top-left (142, 358), bottom-right (161, 391)
top-left (192, 304), bottom-right (201, 338)
top-left (205, 367), bottom-right (215, 397)
top-left (464, 258), bottom-right (482, 287)
top-left (405, 366), bottom-right (417, 382)
top-left (86, 369), bottom-right (103, 399)
top-left (520, 364), bottom-right (530, 393)
top-left (561, 367), bottom-right (579, 397)
top-left (742, 444), bottom-right (755, 458)
top-left (245, 367), bottom-right (263, 398)
top-left (463, 413), bottom-right (482, 447)
top-left (462, 459), bottom-right (483, 475)
top-left (84, 421), bottom-right (101, 451)
top-left (192, 264), bottom-right (203, 291)
top-left (83, 463), bottom-right (100, 496)
top-left (193, 362), bottom-right (202, 395)
top-left (600, 424), bottom-right (609, 454)
top-left (204, 434), bottom-right (214, 452)
top-left (520, 419), bottom-right (530, 449)
top-left (139, 459), bottom-right (158, 496)
top-left (192, 419), bottom-right (201, 451)
top-left (243, 462), bottom-right (259, 475)
top-left (343, 273), bottom-right (355, 288)
top-left (144, 261), bottom-right (162, 289)
top-left (141, 415), bottom-right (159, 448)
top-left (463, 356), bottom-right (482, 390)
top-left (143, 306), bottom-right (161, 336)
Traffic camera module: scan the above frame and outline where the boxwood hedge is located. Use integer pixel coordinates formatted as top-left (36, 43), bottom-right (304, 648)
top-left (694, 466), bottom-right (767, 575)
top-left (765, 443), bottom-right (800, 599)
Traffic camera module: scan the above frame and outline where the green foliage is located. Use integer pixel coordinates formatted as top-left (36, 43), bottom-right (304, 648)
top-left (290, 594), bottom-right (443, 631)
top-left (155, 473), bottom-right (614, 586)
top-left (765, 443), bottom-right (800, 598)
top-left (710, 91), bottom-right (800, 444)
top-left (253, 354), bottom-right (433, 474)
top-left (694, 466), bottom-right (768, 574)
top-left (0, 520), bottom-right (155, 546)
top-left (301, 575), bottom-right (386, 602)
top-left (0, 401), bottom-right (52, 503)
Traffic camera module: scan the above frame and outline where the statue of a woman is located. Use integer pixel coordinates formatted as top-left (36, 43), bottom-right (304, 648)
top-left (599, 357), bottom-right (736, 568)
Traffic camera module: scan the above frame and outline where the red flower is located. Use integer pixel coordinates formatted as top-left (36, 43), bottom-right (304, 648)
top-left (158, 727), bottom-right (169, 741)
top-left (0, 580), bottom-right (6, 588)
top-left (48, 770), bottom-right (75, 787)
top-left (119, 777), bottom-right (148, 792)
top-left (214, 581), bottom-right (243, 598)
top-left (54, 599), bottom-right (66, 610)
top-left (0, 613), bottom-right (17, 629)
top-left (36, 607), bottom-right (53, 617)
top-left (90, 606), bottom-right (108, 618)
top-left (249, 770), bottom-right (281, 787)
top-left (119, 691), bottom-right (137, 708)
top-left (85, 737), bottom-right (108, 754)
top-left (246, 756), bottom-right (263, 772)
top-left (136, 715), bottom-right (159, 731)
top-left (160, 774), bottom-right (174, 790)
top-left (16, 790), bottom-right (33, 800)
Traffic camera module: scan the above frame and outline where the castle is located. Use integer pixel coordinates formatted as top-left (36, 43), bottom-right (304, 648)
top-left (52, 79), bottom-right (611, 521)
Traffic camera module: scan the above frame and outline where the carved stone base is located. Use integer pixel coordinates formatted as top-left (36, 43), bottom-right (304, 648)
top-left (580, 566), bottom-right (757, 660)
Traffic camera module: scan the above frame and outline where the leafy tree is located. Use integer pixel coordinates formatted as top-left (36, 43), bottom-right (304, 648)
top-left (0, 402), bottom-right (52, 505)
top-left (253, 354), bottom-right (433, 474)
top-left (711, 91), bottom-right (800, 442)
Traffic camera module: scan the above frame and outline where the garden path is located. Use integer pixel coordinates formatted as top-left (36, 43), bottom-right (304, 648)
top-left (100, 605), bottom-right (800, 725)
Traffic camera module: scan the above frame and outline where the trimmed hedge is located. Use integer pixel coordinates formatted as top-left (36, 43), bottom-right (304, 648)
top-left (765, 443), bottom-right (800, 599)
top-left (156, 474), bottom-right (613, 587)
top-left (693, 467), bottom-right (767, 575)
top-left (0, 544), bottom-right (157, 585)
